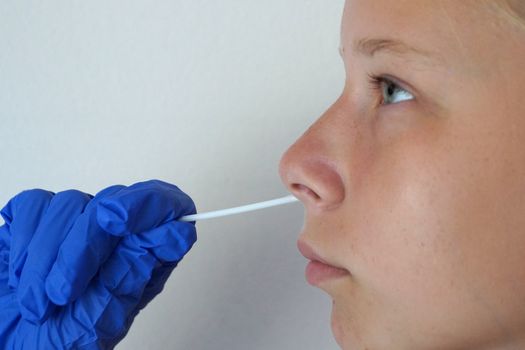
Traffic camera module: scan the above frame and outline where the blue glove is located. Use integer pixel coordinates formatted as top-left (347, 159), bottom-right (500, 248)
top-left (0, 179), bottom-right (197, 349)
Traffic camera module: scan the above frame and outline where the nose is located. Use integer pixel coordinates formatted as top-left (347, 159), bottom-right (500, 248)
top-left (279, 119), bottom-right (346, 212)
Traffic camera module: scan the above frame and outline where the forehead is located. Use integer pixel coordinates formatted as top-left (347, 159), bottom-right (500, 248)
top-left (339, 0), bottom-right (507, 74)
top-left (341, 0), bottom-right (490, 35)
top-left (341, 1), bottom-right (454, 51)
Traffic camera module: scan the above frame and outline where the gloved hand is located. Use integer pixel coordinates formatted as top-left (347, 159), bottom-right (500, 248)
top-left (0, 179), bottom-right (197, 349)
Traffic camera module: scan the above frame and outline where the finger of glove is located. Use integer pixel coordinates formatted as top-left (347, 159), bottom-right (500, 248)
top-left (45, 185), bottom-right (126, 306)
top-left (134, 261), bottom-right (177, 312)
top-left (4, 189), bottom-right (54, 289)
top-left (80, 220), bottom-right (196, 342)
top-left (18, 190), bottom-right (92, 324)
top-left (96, 179), bottom-right (196, 236)
top-left (99, 220), bottom-right (196, 296)
top-left (95, 264), bottom-right (181, 349)
top-left (33, 221), bottom-right (196, 349)
top-left (132, 222), bottom-right (196, 313)
top-left (63, 237), bottom-right (160, 346)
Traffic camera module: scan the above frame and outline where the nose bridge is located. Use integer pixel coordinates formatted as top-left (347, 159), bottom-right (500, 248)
top-left (279, 105), bottom-right (347, 211)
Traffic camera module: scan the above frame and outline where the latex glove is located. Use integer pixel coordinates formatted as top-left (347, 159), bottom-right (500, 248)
top-left (0, 179), bottom-right (197, 349)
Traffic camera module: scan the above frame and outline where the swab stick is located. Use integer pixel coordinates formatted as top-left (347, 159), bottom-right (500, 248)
top-left (179, 195), bottom-right (299, 222)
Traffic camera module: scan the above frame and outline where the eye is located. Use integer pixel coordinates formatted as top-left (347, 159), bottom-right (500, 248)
top-left (367, 74), bottom-right (414, 106)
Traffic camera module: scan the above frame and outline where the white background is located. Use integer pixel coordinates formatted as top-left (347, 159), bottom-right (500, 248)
top-left (0, 1), bottom-right (345, 348)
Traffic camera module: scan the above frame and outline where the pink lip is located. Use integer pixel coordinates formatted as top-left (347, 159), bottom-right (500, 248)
top-left (297, 239), bottom-right (350, 286)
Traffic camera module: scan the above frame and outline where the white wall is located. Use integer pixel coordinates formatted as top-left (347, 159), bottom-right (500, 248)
top-left (0, 1), bottom-right (345, 348)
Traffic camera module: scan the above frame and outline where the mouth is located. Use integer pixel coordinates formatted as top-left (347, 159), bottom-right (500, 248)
top-left (297, 239), bottom-right (350, 286)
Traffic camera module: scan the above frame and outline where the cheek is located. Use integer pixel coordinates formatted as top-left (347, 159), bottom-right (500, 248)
top-left (347, 124), bottom-right (457, 283)
top-left (326, 132), bottom-right (467, 346)
top-left (347, 144), bottom-right (466, 337)
top-left (339, 118), bottom-right (525, 345)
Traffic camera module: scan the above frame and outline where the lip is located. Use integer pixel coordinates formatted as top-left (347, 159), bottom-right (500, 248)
top-left (297, 239), bottom-right (350, 286)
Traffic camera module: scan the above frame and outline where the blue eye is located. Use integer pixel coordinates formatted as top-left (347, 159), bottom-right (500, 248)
top-left (367, 74), bottom-right (414, 106)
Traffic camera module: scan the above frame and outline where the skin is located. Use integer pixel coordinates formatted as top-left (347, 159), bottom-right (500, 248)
top-left (278, 1), bottom-right (525, 349)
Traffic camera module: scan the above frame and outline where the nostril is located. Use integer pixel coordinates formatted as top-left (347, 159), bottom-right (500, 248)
top-left (292, 184), bottom-right (321, 201)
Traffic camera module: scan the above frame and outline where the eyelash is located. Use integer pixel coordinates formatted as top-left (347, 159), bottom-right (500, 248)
top-left (366, 73), bottom-right (408, 106)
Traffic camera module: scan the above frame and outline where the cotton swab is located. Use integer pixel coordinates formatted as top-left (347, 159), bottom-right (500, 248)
top-left (178, 195), bottom-right (299, 222)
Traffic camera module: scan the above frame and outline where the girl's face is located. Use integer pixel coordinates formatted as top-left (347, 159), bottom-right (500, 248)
top-left (279, 1), bottom-right (525, 349)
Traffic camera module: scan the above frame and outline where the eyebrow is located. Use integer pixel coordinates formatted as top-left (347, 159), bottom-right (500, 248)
top-left (340, 37), bottom-right (444, 65)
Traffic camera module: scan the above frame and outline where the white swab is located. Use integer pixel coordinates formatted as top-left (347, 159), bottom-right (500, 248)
top-left (179, 195), bottom-right (299, 222)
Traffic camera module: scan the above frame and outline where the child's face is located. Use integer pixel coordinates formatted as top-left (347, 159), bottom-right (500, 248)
top-left (279, 1), bottom-right (525, 349)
